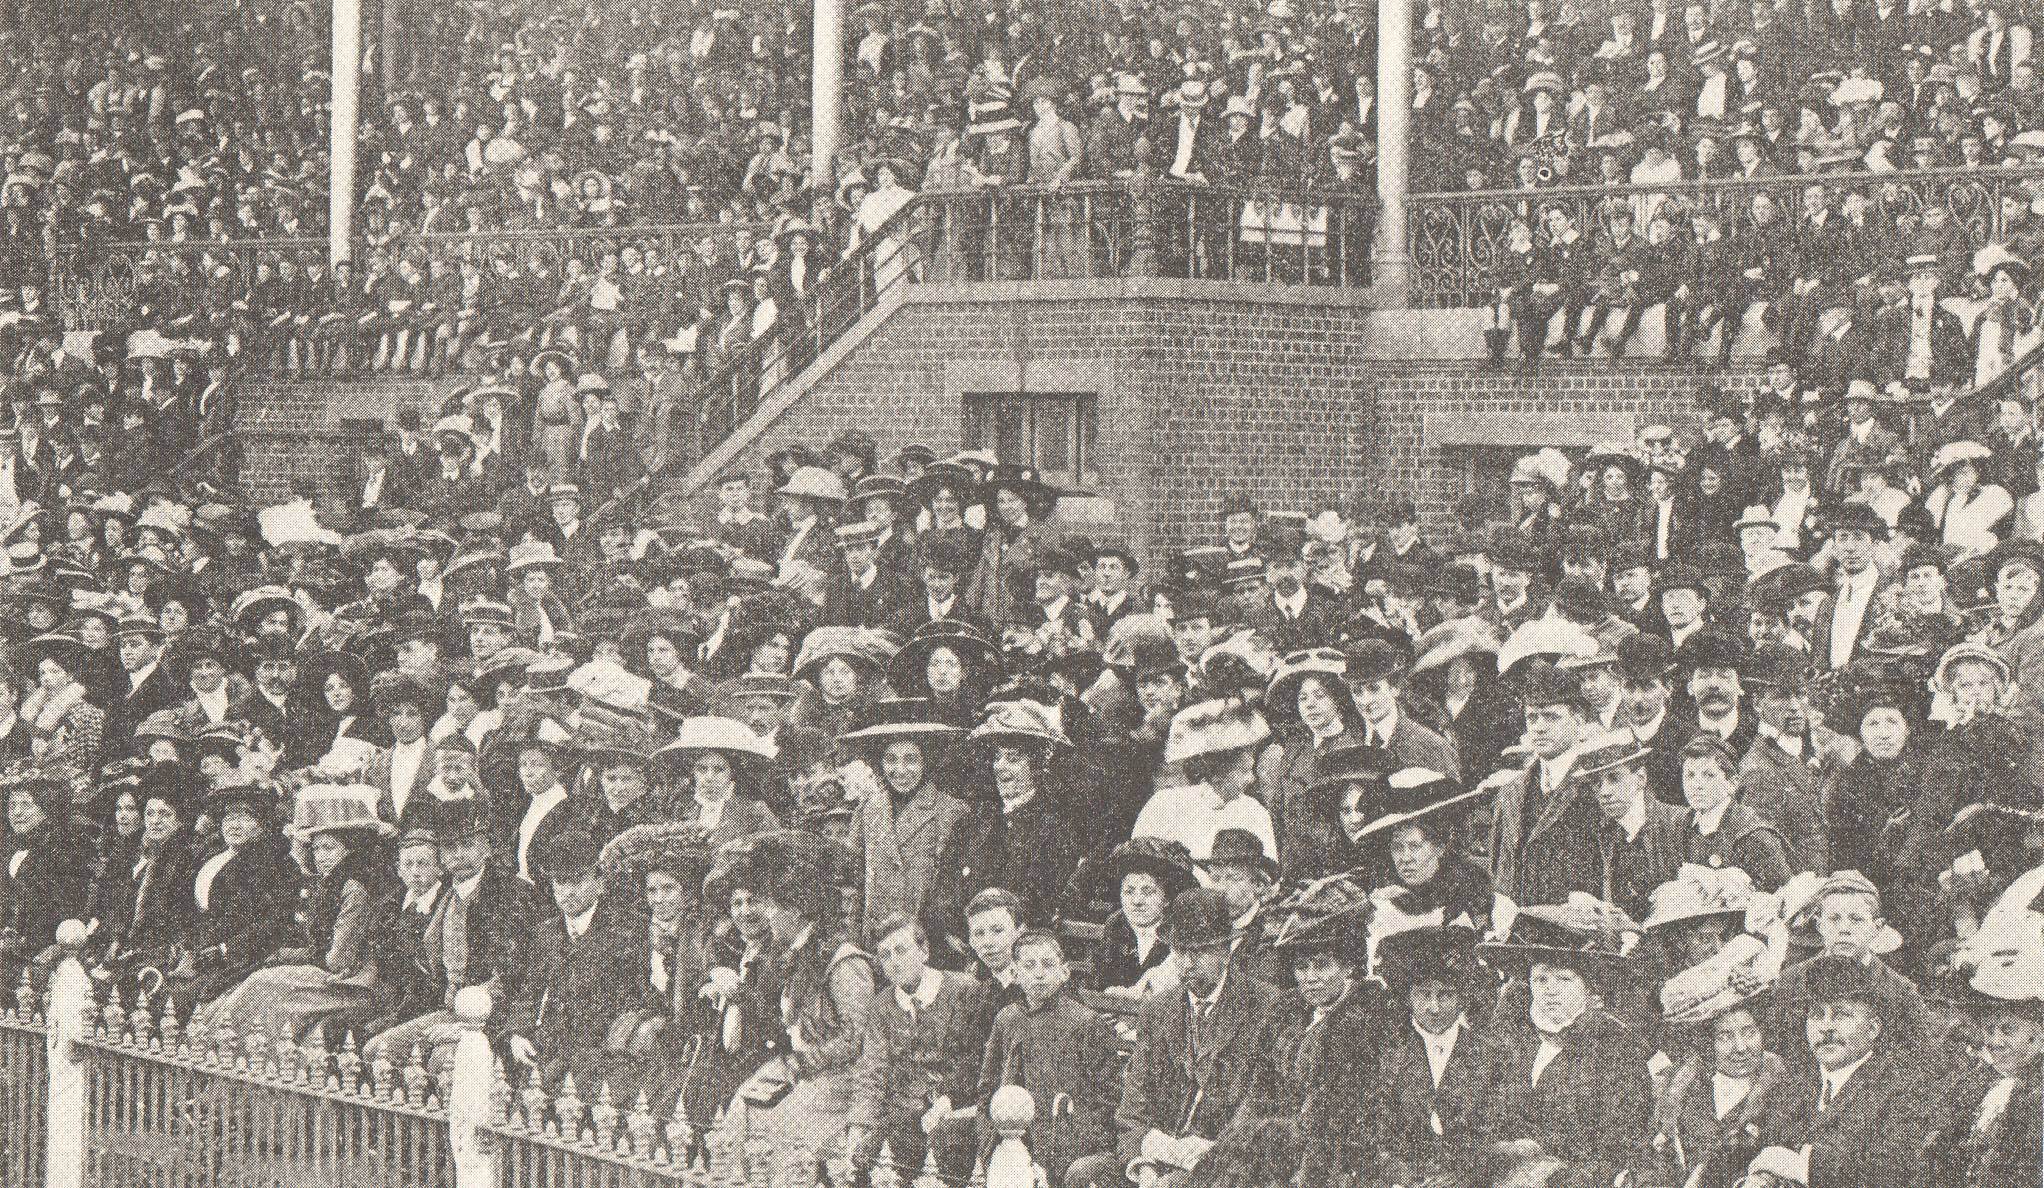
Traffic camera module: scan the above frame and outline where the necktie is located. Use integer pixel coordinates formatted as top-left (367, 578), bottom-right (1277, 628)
top-left (442, 886), bottom-right (470, 987)
top-left (1820, 1079), bottom-right (1837, 1111)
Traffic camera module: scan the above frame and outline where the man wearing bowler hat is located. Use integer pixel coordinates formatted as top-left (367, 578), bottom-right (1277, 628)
top-left (1751, 953), bottom-right (1948, 1188)
top-left (1735, 643), bottom-right (1839, 874)
top-left (1068, 886), bottom-right (1281, 1188)
top-left (1809, 501), bottom-right (1893, 670)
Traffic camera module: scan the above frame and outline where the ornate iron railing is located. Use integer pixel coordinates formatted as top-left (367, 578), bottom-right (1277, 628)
top-left (77, 986), bottom-right (458, 1187)
top-left (692, 177), bottom-right (1377, 457)
top-left (1407, 163), bottom-right (2044, 308)
top-left (0, 991), bottom-right (48, 1186)
top-left (50, 223), bottom-right (769, 332)
top-left (0, 938), bottom-right (1048, 1188)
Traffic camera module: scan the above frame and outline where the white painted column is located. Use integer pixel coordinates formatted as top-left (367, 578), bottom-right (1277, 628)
top-left (1371, 0), bottom-right (1412, 306)
top-left (811, 0), bottom-right (843, 190)
top-left (448, 987), bottom-right (499, 1188)
top-left (331, 0), bottom-right (362, 269)
top-left (44, 920), bottom-right (90, 1188)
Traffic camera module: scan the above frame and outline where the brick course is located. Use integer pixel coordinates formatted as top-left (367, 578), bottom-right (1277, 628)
top-left (231, 298), bottom-right (1759, 548)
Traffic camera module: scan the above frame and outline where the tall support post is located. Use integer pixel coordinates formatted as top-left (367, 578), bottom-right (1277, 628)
top-left (1371, 0), bottom-right (1412, 306)
top-left (331, 0), bottom-right (362, 270)
top-left (812, 0), bottom-right (843, 191)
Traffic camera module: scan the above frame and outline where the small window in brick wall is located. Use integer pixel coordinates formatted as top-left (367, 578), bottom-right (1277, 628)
top-left (962, 393), bottom-right (1098, 489)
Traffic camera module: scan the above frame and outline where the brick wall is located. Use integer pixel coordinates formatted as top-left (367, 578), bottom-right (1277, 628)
top-left (714, 286), bottom-right (1386, 558)
top-left (1371, 362), bottom-right (1764, 529)
top-left (228, 292), bottom-right (1763, 548)
top-left (237, 376), bottom-right (459, 499)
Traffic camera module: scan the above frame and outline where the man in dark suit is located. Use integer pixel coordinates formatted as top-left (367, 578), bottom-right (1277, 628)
top-left (1068, 888), bottom-right (1281, 1188)
top-left (1759, 954), bottom-right (1948, 1188)
top-left (364, 797), bottom-right (543, 1072)
top-left (105, 613), bottom-right (179, 749)
top-left (1348, 639), bottom-right (1461, 779)
top-left (1487, 662), bottom-right (1604, 909)
top-left (1807, 503), bottom-right (1892, 672)
top-left (1245, 525), bottom-right (1339, 652)
top-left (501, 830), bottom-right (642, 1088)
top-left (820, 520), bottom-right (914, 630)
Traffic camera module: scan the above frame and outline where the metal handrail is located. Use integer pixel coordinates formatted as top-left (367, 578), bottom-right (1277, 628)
top-left (1407, 161), bottom-right (2044, 308)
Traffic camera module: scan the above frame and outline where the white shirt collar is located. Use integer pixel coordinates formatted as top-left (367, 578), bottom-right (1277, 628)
top-left (1759, 721), bottom-right (1803, 758)
top-left (895, 966), bottom-right (943, 1013)
top-left (1821, 1050), bottom-right (1875, 1105)
top-left (1694, 799), bottom-right (1732, 837)
top-left (1273, 586), bottom-right (1308, 618)
top-left (565, 903), bottom-right (598, 939)
top-left (454, 869), bottom-right (485, 900)
top-left (1615, 798), bottom-right (1648, 842)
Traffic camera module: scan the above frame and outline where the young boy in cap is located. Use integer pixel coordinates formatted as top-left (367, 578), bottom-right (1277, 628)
top-left (977, 929), bottom-right (1119, 1186)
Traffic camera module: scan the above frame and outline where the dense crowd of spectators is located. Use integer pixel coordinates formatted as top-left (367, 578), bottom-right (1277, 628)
top-left (0, 310), bottom-right (2043, 1188)
top-left (12, 3), bottom-right (2044, 1188)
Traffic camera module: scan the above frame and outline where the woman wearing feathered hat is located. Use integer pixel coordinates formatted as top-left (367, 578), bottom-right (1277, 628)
top-left (707, 829), bottom-right (877, 1188)
top-left (593, 821), bottom-right (718, 1114)
top-left (1132, 696), bottom-right (1277, 863)
top-left (928, 693), bottom-right (1085, 947)
top-left (197, 783), bottom-right (397, 1042)
top-left (1642, 902), bottom-right (1795, 1188)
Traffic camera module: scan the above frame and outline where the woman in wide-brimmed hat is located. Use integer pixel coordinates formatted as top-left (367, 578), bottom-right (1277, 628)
top-left (594, 821), bottom-right (718, 1110)
top-left (1084, 836), bottom-right (1198, 995)
top-left (706, 828), bottom-right (875, 1187)
top-left (929, 695), bottom-right (1085, 944)
top-left (0, 764), bottom-right (97, 988)
top-left (1475, 899), bottom-right (1651, 1188)
top-left (199, 783), bottom-right (397, 1041)
top-left (1928, 440), bottom-right (2012, 560)
top-left (168, 776), bottom-right (302, 1011)
top-left (1348, 766), bottom-right (1494, 957)
top-left (655, 716), bottom-right (783, 850)
top-left (91, 762), bottom-right (203, 995)
top-left (837, 698), bottom-right (970, 936)
top-left (887, 616), bottom-right (1002, 725)
top-left (907, 460), bottom-right (985, 541)
top-left (1644, 938), bottom-right (1792, 1188)
top-left (965, 464), bottom-right (1062, 628)
top-left (16, 632), bottom-right (107, 770)
top-left (789, 624), bottom-right (900, 743)
top-left (1263, 648), bottom-right (1365, 883)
